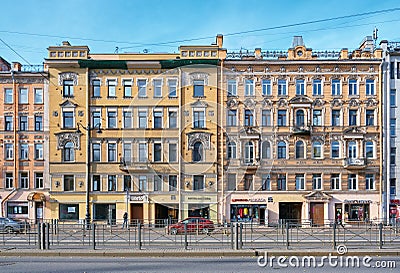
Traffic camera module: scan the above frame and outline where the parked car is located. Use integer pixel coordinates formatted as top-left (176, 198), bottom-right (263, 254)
top-left (168, 217), bottom-right (214, 235)
top-left (0, 217), bottom-right (29, 233)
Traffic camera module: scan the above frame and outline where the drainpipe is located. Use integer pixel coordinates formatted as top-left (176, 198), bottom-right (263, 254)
top-left (1, 188), bottom-right (16, 217)
top-left (178, 67), bottom-right (182, 221)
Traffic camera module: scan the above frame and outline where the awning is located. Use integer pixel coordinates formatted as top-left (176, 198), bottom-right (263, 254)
top-left (27, 192), bottom-right (46, 202)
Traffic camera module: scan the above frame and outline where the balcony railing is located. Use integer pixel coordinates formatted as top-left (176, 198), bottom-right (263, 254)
top-left (344, 158), bottom-right (366, 169)
top-left (119, 158), bottom-right (149, 172)
top-left (291, 126), bottom-right (311, 135)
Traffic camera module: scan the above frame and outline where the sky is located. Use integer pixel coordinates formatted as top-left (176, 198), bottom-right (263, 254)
top-left (1, 0), bottom-right (400, 64)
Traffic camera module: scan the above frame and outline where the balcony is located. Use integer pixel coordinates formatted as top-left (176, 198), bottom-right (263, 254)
top-left (240, 159), bottom-right (260, 169)
top-left (344, 158), bottom-right (366, 169)
top-left (291, 126), bottom-right (311, 135)
top-left (119, 158), bottom-right (149, 172)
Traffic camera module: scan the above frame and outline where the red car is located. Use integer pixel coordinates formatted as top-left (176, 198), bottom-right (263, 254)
top-left (168, 217), bottom-right (214, 235)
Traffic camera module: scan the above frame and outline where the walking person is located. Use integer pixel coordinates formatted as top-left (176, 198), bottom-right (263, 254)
top-left (122, 212), bottom-right (128, 229)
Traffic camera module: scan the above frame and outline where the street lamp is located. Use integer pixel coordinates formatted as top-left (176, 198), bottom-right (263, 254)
top-left (76, 122), bottom-right (102, 228)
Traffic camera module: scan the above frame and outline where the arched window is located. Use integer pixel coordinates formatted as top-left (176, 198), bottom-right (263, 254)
top-left (296, 110), bottom-right (305, 127)
top-left (261, 141), bottom-right (271, 159)
top-left (312, 141), bottom-right (322, 158)
top-left (365, 141), bottom-right (374, 158)
top-left (348, 141), bottom-right (357, 158)
top-left (193, 142), bottom-right (203, 162)
top-left (277, 141), bottom-right (286, 159)
top-left (295, 140), bottom-right (305, 159)
top-left (63, 141), bottom-right (75, 162)
top-left (244, 142), bottom-right (254, 163)
top-left (331, 141), bottom-right (340, 158)
top-left (227, 141), bottom-right (236, 159)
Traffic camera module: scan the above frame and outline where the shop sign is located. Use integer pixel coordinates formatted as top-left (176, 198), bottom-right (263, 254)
top-left (130, 194), bottom-right (148, 202)
top-left (232, 198), bottom-right (266, 203)
top-left (267, 197), bottom-right (273, 203)
top-left (344, 199), bottom-right (372, 204)
top-left (187, 196), bottom-right (212, 201)
top-left (390, 199), bottom-right (400, 204)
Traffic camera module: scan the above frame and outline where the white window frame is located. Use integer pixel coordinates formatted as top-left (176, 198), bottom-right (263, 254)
top-left (365, 79), bottom-right (375, 96)
top-left (106, 108), bottom-right (118, 129)
top-left (107, 142), bottom-right (117, 162)
top-left (312, 174), bottom-right (323, 190)
top-left (295, 174), bottom-right (305, 190)
top-left (122, 78), bottom-right (133, 97)
top-left (193, 108), bottom-right (205, 128)
top-left (331, 174), bottom-right (341, 190)
top-left (348, 174), bottom-right (358, 190)
top-left (19, 88), bottom-right (28, 104)
top-left (348, 79), bottom-right (358, 96)
top-left (153, 78), bottom-right (163, 98)
top-left (5, 88), bottom-right (13, 104)
top-left (106, 78), bottom-right (117, 97)
top-left (244, 79), bottom-right (254, 96)
top-left (168, 79), bottom-right (178, 97)
top-left (123, 142), bottom-right (132, 163)
top-left (365, 174), bottom-right (375, 190)
top-left (168, 142), bottom-right (178, 162)
top-left (138, 108), bottom-right (148, 129)
top-left (5, 143), bottom-right (13, 160)
top-left (92, 142), bottom-right (101, 162)
top-left (227, 80), bottom-right (237, 96)
top-left (122, 109), bottom-right (133, 129)
top-left (153, 142), bottom-right (162, 162)
top-left (62, 108), bottom-right (75, 129)
top-left (331, 79), bottom-right (341, 96)
top-left (137, 78), bottom-right (148, 98)
top-left (153, 108), bottom-right (163, 129)
top-left (35, 143), bottom-right (43, 160)
top-left (262, 79), bottom-right (272, 96)
top-left (296, 79), bottom-right (305, 95)
top-left (138, 142), bottom-right (148, 162)
top-left (312, 79), bottom-right (322, 96)
top-left (168, 108), bottom-right (178, 128)
top-left (34, 88), bottom-right (44, 104)
top-left (277, 79), bottom-right (287, 96)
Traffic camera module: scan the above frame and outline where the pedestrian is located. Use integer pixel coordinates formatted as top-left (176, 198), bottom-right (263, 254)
top-left (122, 212), bottom-right (128, 229)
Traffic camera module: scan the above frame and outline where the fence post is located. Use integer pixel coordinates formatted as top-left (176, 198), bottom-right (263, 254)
top-left (46, 223), bottom-right (50, 249)
top-left (92, 223), bottom-right (96, 250)
top-left (184, 223), bottom-right (188, 250)
top-left (332, 222), bottom-right (336, 250)
top-left (37, 223), bottom-right (41, 250)
top-left (378, 222), bottom-right (383, 249)
top-left (234, 223), bottom-right (239, 250)
top-left (286, 222), bottom-right (290, 250)
top-left (230, 224), bottom-right (234, 250)
top-left (239, 223), bottom-right (243, 249)
top-left (41, 223), bottom-right (46, 250)
top-left (138, 223), bottom-right (142, 250)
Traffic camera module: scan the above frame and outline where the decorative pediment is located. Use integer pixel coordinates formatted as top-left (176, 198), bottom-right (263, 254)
top-left (312, 99), bottom-right (325, 107)
top-left (330, 134), bottom-right (342, 141)
top-left (55, 132), bottom-right (81, 150)
top-left (277, 98), bottom-right (288, 108)
top-left (311, 135), bottom-right (325, 144)
top-left (343, 126), bottom-right (366, 135)
top-left (364, 98), bottom-right (378, 107)
top-left (261, 98), bottom-right (273, 108)
top-left (59, 100), bottom-right (78, 108)
top-left (243, 98), bottom-right (256, 108)
top-left (303, 191), bottom-right (332, 202)
top-left (188, 72), bottom-right (209, 85)
top-left (226, 98), bottom-right (238, 109)
top-left (58, 72), bottom-right (78, 85)
top-left (276, 135), bottom-right (289, 142)
top-left (190, 100), bottom-right (208, 108)
top-left (239, 127), bottom-right (261, 136)
top-left (331, 99), bottom-right (343, 107)
top-left (289, 95), bottom-right (312, 104)
top-left (187, 132), bottom-right (211, 150)
top-left (348, 98), bottom-right (360, 107)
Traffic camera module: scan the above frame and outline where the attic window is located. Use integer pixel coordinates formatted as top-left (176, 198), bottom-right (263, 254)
top-left (297, 50), bottom-right (303, 57)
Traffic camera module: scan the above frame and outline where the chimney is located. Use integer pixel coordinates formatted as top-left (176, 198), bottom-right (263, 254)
top-left (216, 34), bottom-right (223, 48)
top-left (62, 41), bottom-right (71, 46)
top-left (292, 36), bottom-right (305, 48)
top-left (255, 48), bottom-right (262, 59)
top-left (12, 62), bottom-right (22, 72)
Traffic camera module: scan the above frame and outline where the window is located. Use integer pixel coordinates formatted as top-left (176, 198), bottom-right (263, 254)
top-left (193, 80), bottom-right (204, 97)
top-left (153, 143), bottom-right (162, 162)
top-left (60, 204), bottom-right (78, 220)
top-left (63, 142), bottom-right (74, 161)
top-left (92, 111), bottom-right (101, 128)
top-left (331, 79), bottom-right (341, 96)
top-left (331, 110), bottom-right (340, 126)
top-left (227, 110), bottom-right (237, 126)
top-left (107, 110), bottom-right (117, 128)
top-left (62, 111), bottom-right (74, 128)
top-left (35, 173), bottom-right (43, 189)
top-left (348, 141), bottom-right (357, 159)
top-left (244, 79), bottom-right (254, 96)
top-left (193, 175), bottom-right (204, 191)
top-left (312, 79), bottom-right (322, 96)
top-left (348, 79), bottom-right (358, 96)
top-left (349, 110), bottom-right (357, 126)
top-left (19, 116), bottom-right (28, 131)
top-left (262, 110), bottom-right (271, 126)
top-left (365, 79), bottom-right (375, 96)
top-left (169, 175), bottom-right (177, 191)
top-left (153, 79), bottom-right (162, 97)
top-left (93, 175), bottom-right (101, 191)
top-left (20, 172), bottom-right (29, 189)
top-left (312, 174), bottom-right (322, 190)
top-left (192, 142), bottom-right (203, 162)
top-left (108, 175), bottom-right (117, 191)
top-left (122, 79), bottom-right (132, 97)
top-left (227, 80), bottom-right (237, 96)
top-left (92, 79), bottom-right (101, 97)
top-left (390, 118), bottom-right (396, 136)
top-left (35, 116), bottom-right (43, 131)
top-left (139, 175), bottom-right (147, 191)
top-left (168, 110), bottom-right (177, 128)
top-left (365, 141), bottom-right (374, 158)
top-left (5, 88), bottom-right (13, 104)
top-left (5, 173), bottom-right (13, 189)
top-left (64, 175), bottom-right (74, 191)
top-left (390, 147), bottom-right (396, 165)
top-left (277, 174), bottom-right (286, 191)
top-left (123, 111), bottom-right (132, 128)
top-left (34, 88), bottom-right (43, 104)
top-left (331, 174), bottom-right (340, 190)
top-left (262, 175), bottom-right (271, 191)
top-left (244, 109), bottom-right (254, 126)
top-left (331, 141), bottom-right (340, 158)
top-left (243, 174), bottom-right (252, 190)
top-left (124, 175), bottom-right (131, 191)
top-left (312, 141), bottom-right (322, 159)
top-left (228, 174), bottom-right (236, 190)
top-left (193, 110), bottom-right (205, 128)
top-left (154, 175), bottom-right (162, 191)
top-left (277, 110), bottom-right (286, 126)
top-left (5, 143), bottom-right (13, 160)
top-left (278, 79), bottom-right (287, 96)
top-left (169, 143), bottom-right (177, 162)
top-left (108, 143), bottom-right (117, 162)
top-left (153, 110), bottom-right (163, 129)
top-left (92, 143), bottom-right (101, 162)
top-left (261, 141), bottom-right (271, 159)
top-left (20, 143), bottom-right (28, 160)
top-left (296, 110), bottom-right (305, 127)
top-left (168, 79), bottom-right (177, 97)
top-left (390, 89), bottom-right (396, 107)
top-left (262, 79), bottom-right (272, 96)
top-left (5, 116), bottom-right (13, 131)
top-left (138, 143), bottom-right (147, 162)
top-left (313, 110), bottom-right (322, 126)
top-left (123, 143), bottom-right (131, 163)
top-left (138, 110), bottom-right (147, 128)
top-left (244, 142), bottom-right (254, 163)
top-left (34, 143), bottom-right (43, 160)
top-left (107, 79), bottom-right (116, 97)
top-left (348, 174), bottom-right (357, 190)
top-left (366, 174), bottom-right (375, 190)
top-left (138, 79), bottom-right (147, 97)
top-left (366, 110), bottom-right (374, 126)
top-left (390, 178), bottom-right (396, 195)
top-left (63, 80), bottom-right (74, 97)
top-left (227, 141), bottom-right (236, 159)
top-left (390, 62), bottom-right (395, 79)
top-left (295, 141), bottom-right (305, 159)
top-left (19, 88), bottom-right (28, 103)
top-left (296, 174), bottom-right (305, 190)
top-left (296, 79), bottom-right (305, 95)
top-left (277, 141), bottom-right (286, 159)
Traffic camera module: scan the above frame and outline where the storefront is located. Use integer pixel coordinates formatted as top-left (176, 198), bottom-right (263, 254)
top-left (182, 195), bottom-right (217, 221)
top-left (344, 199), bottom-right (371, 222)
top-left (389, 199), bottom-right (400, 224)
top-left (230, 198), bottom-right (267, 223)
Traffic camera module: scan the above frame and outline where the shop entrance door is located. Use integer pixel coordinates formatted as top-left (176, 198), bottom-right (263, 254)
top-left (130, 204), bottom-right (143, 224)
top-left (310, 202), bottom-right (324, 226)
top-left (279, 202), bottom-right (302, 224)
top-left (35, 202), bottom-right (43, 223)
top-left (259, 207), bottom-right (265, 225)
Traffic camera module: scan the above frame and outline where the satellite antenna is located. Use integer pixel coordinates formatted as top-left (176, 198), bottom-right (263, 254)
top-left (115, 47), bottom-right (119, 53)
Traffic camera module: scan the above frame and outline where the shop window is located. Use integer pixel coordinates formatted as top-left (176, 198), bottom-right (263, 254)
top-left (59, 204), bottom-right (79, 220)
top-left (231, 205), bottom-right (260, 222)
top-left (345, 203), bottom-right (369, 221)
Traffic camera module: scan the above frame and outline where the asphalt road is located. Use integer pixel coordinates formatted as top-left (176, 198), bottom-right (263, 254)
top-left (0, 256), bottom-right (398, 273)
